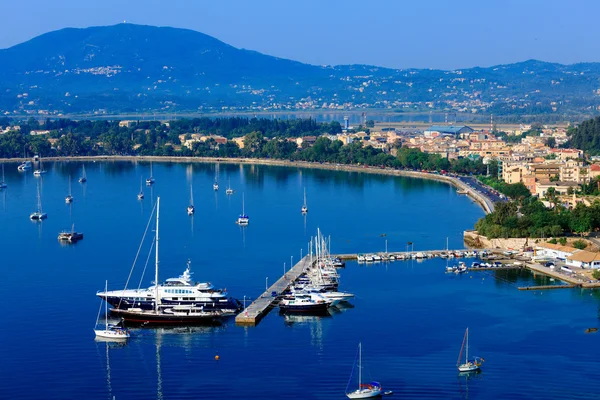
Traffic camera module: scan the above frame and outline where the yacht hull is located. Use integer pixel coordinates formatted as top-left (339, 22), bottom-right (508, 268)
top-left (102, 295), bottom-right (242, 315)
top-left (111, 308), bottom-right (222, 326)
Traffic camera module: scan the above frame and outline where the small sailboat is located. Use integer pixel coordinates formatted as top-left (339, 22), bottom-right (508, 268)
top-left (30, 182), bottom-right (47, 220)
top-left (146, 163), bottom-right (155, 186)
top-left (236, 193), bottom-right (249, 225)
top-left (226, 179), bottom-right (233, 195)
top-left (95, 281), bottom-right (130, 340)
top-left (346, 342), bottom-right (382, 399)
top-left (301, 187), bottom-right (308, 214)
top-left (79, 165), bottom-right (87, 183)
top-left (137, 177), bottom-right (144, 200)
top-left (33, 156), bottom-right (47, 176)
top-left (213, 177), bottom-right (219, 191)
top-left (187, 184), bottom-right (195, 215)
top-left (457, 328), bottom-right (483, 372)
top-left (0, 164), bottom-right (7, 189)
top-left (65, 176), bottom-right (74, 203)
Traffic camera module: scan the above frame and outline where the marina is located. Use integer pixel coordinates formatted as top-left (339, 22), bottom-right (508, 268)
top-left (1, 160), bottom-right (600, 399)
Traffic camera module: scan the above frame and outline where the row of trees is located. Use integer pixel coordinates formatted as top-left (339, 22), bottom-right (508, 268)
top-left (566, 116), bottom-right (600, 155)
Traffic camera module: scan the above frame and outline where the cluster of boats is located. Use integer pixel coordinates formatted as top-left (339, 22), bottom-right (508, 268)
top-left (358, 249), bottom-right (488, 263)
top-left (280, 232), bottom-right (353, 314)
top-left (445, 260), bottom-right (508, 274)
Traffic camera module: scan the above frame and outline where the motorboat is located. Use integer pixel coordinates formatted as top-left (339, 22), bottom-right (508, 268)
top-left (346, 343), bottom-right (382, 399)
top-left (457, 328), bottom-right (484, 372)
top-left (357, 255), bottom-right (366, 263)
top-left (279, 294), bottom-right (331, 313)
top-left (18, 161), bottom-right (32, 171)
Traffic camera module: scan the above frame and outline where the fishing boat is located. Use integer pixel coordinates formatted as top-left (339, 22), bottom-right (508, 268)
top-left (187, 184), bottom-right (195, 215)
top-left (301, 187), bottom-right (308, 214)
top-left (58, 224), bottom-right (84, 243)
top-left (78, 165), bottom-right (87, 183)
top-left (33, 156), bottom-right (47, 176)
top-left (146, 163), bottom-right (155, 185)
top-left (457, 328), bottom-right (484, 372)
top-left (65, 176), bottom-right (74, 203)
top-left (106, 198), bottom-right (223, 326)
top-left (226, 179), bottom-right (233, 195)
top-left (137, 177), bottom-right (144, 200)
top-left (0, 164), bottom-right (7, 189)
top-left (236, 193), bottom-right (249, 225)
top-left (30, 182), bottom-right (47, 220)
top-left (346, 343), bottom-right (382, 399)
top-left (94, 281), bottom-right (130, 340)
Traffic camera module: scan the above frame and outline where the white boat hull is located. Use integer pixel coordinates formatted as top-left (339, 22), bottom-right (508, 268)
top-left (94, 329), bottom-right (130, 340)
top-left (346, 388), bottom-right (382, 399)
top-left (458, 363), bottom-right (480, 372)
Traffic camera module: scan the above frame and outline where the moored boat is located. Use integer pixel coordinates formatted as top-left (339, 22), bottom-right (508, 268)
top-left (346, 343), bottom-right (383, 399)
top-left (457, 327), bottom-right (484, 372)
top-left (58, 224), bottom-right (84, 243)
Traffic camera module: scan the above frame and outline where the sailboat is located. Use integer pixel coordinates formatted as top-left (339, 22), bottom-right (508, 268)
top-left (146, 163), bottom-right (155, 185)
top-left (213, 177), bottom-right (219, 191)
top-left (79, 165), bottom-right (87, 183)
top-left (30, 182), bottom-right (47, 220)
top-left (108, 198), bottom-right (223, 325)
top-left (94, 281), bottom-right (130, 340)
top-left (301, 187), bottom-right (308, 214)
top-left (187, 184), bottom-right (195, 215)
top-left (236, 193), bottom-right (249, 225)
top-left (0, 164), bottom-right (7, 189)
top-left (346, 342), bottom-right (382, 399)
top-left (33, 156), bottom-right (47, 176)
top-left (137, 177), bottom-right (144, 200)
top-left (58, 224), bottom-right (84, 243)
top-left (457, 328), bottom-right (484, 372)
top-left (65, 176), bottom-right (74, 203)
top-left (226, 179), bottom-right (233, 195)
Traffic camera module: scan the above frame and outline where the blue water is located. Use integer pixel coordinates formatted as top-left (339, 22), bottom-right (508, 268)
top-left (1, 161), bottom-right (599, 399)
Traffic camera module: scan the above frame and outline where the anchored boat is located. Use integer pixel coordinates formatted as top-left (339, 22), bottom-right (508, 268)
top-left (457, 327), bottom-right (484, 372)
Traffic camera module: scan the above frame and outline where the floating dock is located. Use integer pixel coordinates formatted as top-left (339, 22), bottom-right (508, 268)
top-left (518, 284), bottom-right (577, 291)
top-left (235, 255), bottom-right (313, 326)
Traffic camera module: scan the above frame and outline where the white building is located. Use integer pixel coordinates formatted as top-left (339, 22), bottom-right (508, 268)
top-left (535, 243), bottom-right (577, 261)
top-left (566, 251), bottom-right (600, 269)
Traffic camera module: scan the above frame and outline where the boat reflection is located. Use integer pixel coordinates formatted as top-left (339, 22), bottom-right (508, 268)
top-left (457, 368), bottom-right (482, 399)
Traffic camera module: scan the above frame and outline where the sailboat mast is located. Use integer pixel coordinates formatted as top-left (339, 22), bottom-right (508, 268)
top-left (358, 342), bottom-right (362, 389)
top-left (155, 197), bottom-right (160, 312)
top-left (105, 280), bottom-right (108, 328)
top-left (466, 328), bottom-right (469, 362)
top-left (303, 188), bottom-right (307, 207)
top-left (242, 193), bottom-right (245, 215)
top-left (190, 184), bottom-right (194, 206)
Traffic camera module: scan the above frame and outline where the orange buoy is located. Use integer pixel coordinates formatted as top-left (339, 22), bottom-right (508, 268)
top-left (215, 354), bottom-right (220, 361)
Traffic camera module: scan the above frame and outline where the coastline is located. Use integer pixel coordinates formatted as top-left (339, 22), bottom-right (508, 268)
top-left (2, 155), bottom-right (494, 214)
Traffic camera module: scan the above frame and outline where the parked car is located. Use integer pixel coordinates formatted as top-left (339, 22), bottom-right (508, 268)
top-left (545, 261), bottom-right (555, 268)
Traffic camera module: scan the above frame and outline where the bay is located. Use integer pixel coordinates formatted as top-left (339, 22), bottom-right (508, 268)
top-left (0, 160), bottom-right (598, 399)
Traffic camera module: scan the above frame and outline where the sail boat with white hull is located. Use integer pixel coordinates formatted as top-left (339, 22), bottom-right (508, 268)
top-left (94, 281), bottom-right (130, 340)
top-left (78, 165), bottom-right (87, 183)
top-left (457, 328), bottom-right (484, 372)
top-left (226, 179), bottom-right (234, 195)
top-left (30, 182), bottom-right (47, 220)
top-left (65, 176), bottom-right (74, 203)
top-left (236, 193), bottom-right (249, 225)
top-left (187, 184), bottom-right (195, 215)
top-left (301, 187), bottom-right (308, 214)
top-left (108, 198), bottom-right (224, 326)
top-left (137, 177), bottom-right (144, 200)
top-left (33, 156), bottom-right (47, 176)
top-left (146, 163), bottom-right (155, 186)
top-left (346, 342), bottom-right (382, 399)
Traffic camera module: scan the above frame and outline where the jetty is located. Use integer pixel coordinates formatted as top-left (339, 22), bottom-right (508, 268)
top-left (235, 255), bottom-right (313, 326)
top-left (518, 284), bottom-right (577, 291)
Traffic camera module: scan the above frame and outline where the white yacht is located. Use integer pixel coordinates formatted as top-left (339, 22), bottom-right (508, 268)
top-left (457, 328), bottom-right (483, 372)
top-left (97, 260), bottom-right (242, 315)
top-left (236, 193), bottom-right (249, 225)
top-left (346, 343), bottom-right (382, 399)
top-left (18, 161), bottom-right (32, 171)
top-left (94, 281), bottom-right (130, 340)
top-left (301, 187), bottom-right (308, 214)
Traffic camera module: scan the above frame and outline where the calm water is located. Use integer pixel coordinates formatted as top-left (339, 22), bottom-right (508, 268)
top-left (1, 161), bottom-right (599, 400)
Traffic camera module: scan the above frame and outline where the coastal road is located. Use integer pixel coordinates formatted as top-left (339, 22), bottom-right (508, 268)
top-left (456, 175), bottom-right (507, 204)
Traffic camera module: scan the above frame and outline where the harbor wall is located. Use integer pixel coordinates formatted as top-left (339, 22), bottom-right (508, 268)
top-left (464, 230), bottom-right (529, 250)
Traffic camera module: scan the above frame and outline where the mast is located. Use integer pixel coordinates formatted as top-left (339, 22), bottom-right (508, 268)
top-left (303, 187), bottom-right (307, 208)
top-left (69, 176), bottom-right (72, 196)
top-left (242, 193), bottom-right (245, 215)
top-left (466, 328), bottom-right (469, 362)
top-left (155, 197), bottom-right (160, 312)
top-left (358, 342), bottom-right (362, 389)
top-left (105, 280), bottom-right (108, 329)
top-left (37, 183), bottom-right (42, 212)
top-left (190, 184), bottom-right (194, 206)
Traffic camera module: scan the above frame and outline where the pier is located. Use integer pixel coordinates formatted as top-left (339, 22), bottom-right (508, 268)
top-left (235, 255), bottom-right (313, 326)
top-left (518, 284), bottom-right (577, 291)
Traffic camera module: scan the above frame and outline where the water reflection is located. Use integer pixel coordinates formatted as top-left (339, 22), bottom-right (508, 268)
top-left (457, 369), bottom-right (482, 399)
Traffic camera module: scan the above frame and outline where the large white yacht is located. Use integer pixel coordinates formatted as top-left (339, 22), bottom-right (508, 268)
top-left (96, 260), bottom-right (242, 315)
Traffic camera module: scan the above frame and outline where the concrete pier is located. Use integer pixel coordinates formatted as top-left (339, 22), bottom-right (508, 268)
top-left (235, 255), bottom-right (313, 326)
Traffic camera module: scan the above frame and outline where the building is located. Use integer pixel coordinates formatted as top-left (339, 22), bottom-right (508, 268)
top-left (535, 242), bottom-right (577, 261)
top-left (535, 180), bottom-right (579, 197)
top-left (118, 120), bottom-right (136, 128)
top-left (549, 148), bottom-right (583, 161)
top-left (424, 125), bottom-right (474, 137)
top-left (566, 250), bottom-right (600, 269)
top-left (530, 163), bottom-right (561, 181)
top-left (559, 159), bottom-right (590, 183)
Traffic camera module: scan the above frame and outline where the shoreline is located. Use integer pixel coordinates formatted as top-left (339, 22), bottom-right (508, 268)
top-left (1, 155), bottom-right (494, 214)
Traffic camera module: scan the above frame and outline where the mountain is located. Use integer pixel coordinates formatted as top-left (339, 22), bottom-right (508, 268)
top-left (2, 23), bottom-right (600, 116)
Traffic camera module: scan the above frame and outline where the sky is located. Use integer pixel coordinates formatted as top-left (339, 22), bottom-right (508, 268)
top-left (1, 0), bottom-right (599, 70)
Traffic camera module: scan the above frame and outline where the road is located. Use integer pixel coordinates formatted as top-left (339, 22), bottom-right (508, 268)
top-left (456, 175), bottom-right (507, 204)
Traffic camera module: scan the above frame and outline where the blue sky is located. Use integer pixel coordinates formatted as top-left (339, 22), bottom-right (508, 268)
top-left (2, 0), bottom-right (598, 69)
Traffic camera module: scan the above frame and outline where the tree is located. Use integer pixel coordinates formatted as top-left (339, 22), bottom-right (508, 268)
top-left (572, 239), bottom-right (588, 250)
top-left (546, 137), bottom-right (556, 148)
top-left (365, 120), bottom-right (375, 128)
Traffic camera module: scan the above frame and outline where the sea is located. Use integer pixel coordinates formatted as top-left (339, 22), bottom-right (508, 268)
top-left (0, 160), bottom-right (599, 400)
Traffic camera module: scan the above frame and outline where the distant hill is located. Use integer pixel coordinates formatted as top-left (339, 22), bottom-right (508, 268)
top-left (2, 23), bottom-right (600, 116)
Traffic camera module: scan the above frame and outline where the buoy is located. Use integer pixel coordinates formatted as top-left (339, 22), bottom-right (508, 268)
top-left (215, 354), bottom-right (220, 361)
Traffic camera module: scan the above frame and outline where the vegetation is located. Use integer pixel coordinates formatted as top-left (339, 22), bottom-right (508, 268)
top-left (593, 270), bottom-right (600, 280)
top-left (566, 116), bottom-right (600, 155)
top-left (0, 117), bottom-right (489, 175)
top-left (475, 197), bottom-right (600, 239)
top-left (477, 176), bottom-right (530, 199)
top-left (573, 239), bottom-right (588, 250)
